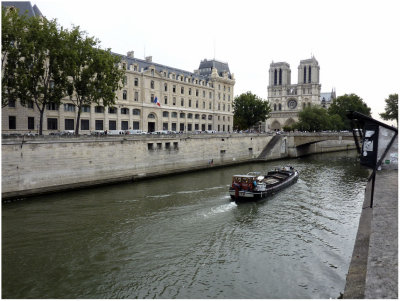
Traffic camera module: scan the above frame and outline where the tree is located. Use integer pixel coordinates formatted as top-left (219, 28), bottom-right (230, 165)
top-left (65, 26), bottom-right (124, 135)
top-left (379, 94), bottom-right (398, 125)
top-left (14, 15), bottom-right (70, 135)
top-left (233, 92), bottom-right (271, 130)
top-left (328, 93), bottom-right (371, 130)
top-left (291, 106), bottom-right (331, 131)
top-left (1, 7), bottom-right (27, 108)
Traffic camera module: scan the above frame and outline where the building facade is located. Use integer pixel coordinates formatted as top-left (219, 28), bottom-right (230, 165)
top-left (2, 52), bottom-right (235, 135)
top-left (265, 57), bottom-right (335, 131)
top-left (1, 2), bottom-right (235, 135)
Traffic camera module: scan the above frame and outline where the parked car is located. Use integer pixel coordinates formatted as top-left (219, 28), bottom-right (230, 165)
top-left (107, 130), bottom-right (125, 135)
top-left (125, 129), bottom-right (147, 135)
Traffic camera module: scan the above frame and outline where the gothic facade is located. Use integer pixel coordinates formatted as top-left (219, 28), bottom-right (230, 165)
top-left (265, 57), bottom-right (335, 131)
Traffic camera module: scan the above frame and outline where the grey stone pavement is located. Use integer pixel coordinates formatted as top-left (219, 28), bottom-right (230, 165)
top-left (344, 169), bottom-right (398, 298)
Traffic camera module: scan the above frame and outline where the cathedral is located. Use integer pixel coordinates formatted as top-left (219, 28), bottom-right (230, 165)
top-left (264, 57), bottom-right (336, 131)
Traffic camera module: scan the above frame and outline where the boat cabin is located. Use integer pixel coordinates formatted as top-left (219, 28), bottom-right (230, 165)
top-left (232, 175), bottom-right (257, 190)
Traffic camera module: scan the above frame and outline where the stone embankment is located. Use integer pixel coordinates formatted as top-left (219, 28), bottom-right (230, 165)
top-left (344, 169), bottom-right (398, 299)
top-left (2, 132), bottom-right (355, 199)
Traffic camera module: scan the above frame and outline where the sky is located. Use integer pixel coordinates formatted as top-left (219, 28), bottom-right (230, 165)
top-left (33, 0), bottom-right (399, 125)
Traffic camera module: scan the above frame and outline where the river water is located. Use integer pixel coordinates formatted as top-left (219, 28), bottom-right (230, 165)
top-left (2, 151), bottom-right (370, 299)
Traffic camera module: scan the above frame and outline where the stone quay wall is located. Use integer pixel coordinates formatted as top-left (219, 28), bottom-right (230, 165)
top-left (2, 133), bottom-right (355, 199)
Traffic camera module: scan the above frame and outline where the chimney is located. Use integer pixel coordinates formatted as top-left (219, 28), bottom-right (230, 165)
top-left (127, 51), bottom-right (134, 58)
top-left (145, 56), bottom-right (152, 62)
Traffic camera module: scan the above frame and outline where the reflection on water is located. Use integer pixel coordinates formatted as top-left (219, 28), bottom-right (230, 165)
top-left (2, 151), bottom-right (369, 298)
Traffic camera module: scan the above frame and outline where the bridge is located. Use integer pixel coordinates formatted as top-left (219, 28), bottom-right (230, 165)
top-left (258, 132), bottom-right (358, 159)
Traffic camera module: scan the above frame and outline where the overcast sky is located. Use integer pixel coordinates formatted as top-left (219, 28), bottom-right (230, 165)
top-left (34, 0), bottom-right (399, 124)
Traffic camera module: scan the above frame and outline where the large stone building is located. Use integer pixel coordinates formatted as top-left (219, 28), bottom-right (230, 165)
top-left (265, 57), bottom-right (335, 131)
top-left (1, 2), bottom-right (235, 135)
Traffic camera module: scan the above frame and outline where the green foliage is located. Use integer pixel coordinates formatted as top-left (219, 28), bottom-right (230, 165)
top-left (379, 94), bottom-right (398, 125)
top-left (65, 26), bottom-right (124, 134)
top-left (290, 106), bottom-right (330, 131)
top-left (7, 12), bottom-right (70, 135)
top-left (233, 92), bottom-right (271, 130)
top-left (1, 7), bottom-right (27, 107)
top-left (328, 93), bottom-right (371, 130)
top-left (1, 8), bottom-right (124, 135)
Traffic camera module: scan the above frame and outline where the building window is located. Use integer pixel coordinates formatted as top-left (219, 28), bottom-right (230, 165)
top-left (171, 112), bottom-right (177, 118)
top-left (148, 113), bottom-right (155, 119)
top-left (181, 98), bottom-right (184, 106)
top-left (123, 76), bottom-right (127, 86)
top-left (9, 116), bottom-right (16, 129)
top-left (64, 103), bottom-right (75, 112)
top-left (108, 107), bottom-right (117, 114)
top-left (133, 109), bottom-right (140, 116)
top-left (163, 123), bottom-right (168, 130)
top-left (181, 87), bottom-right (184, 94)
top-left (121, 108), bottom-right (129, 114)
top-left (208, 115), bottom-right (212, 120)
top-left (47, 118), bottom-right (58, 130)
top-left (81, 119), bottom-right (89, 130)
top-left (173, 85), bottom-right (176, 93)
top-left (95, 120), bottom-right (103, 130)
top-left (274, 69), bottom-right (277, 85)
top-left (82, 105), bottom-right (90, 112)
top-left (189, 99), bottom-right (192, 107)
top-left (279, 103), bottom-right (282, 111)
top-left (164, 96), bottom-right (168, 105)
top-left (171, 123), bottom-right (176, 131)
top-left (195, 114), bottom-right (199, 119)
top-left (64, 119), bottom-right (74, 130)
top-left (28, 117), bottom-right (35, 130)
top-left (134, 78), bottom-right (139, 86)
top-left (121, 121), bottom-right (128, 130)
top-left (95, 106), bottom-right (104, 113)
top-left (189, 88), bottom-right (192, 95)
top-left (151, 80), bottom-right (154, 89)
top-left (134, 91), bottom-right (139, 101)
top-left (173, 97), bottom-right (176, 105)
top-left (274, 104), bottom-right (277, 111)
top-left (123, 90), bottom-right (127, 100)
top-left (188, 113), bottom-right (193, 119)
top-left (8, 100), bottom-right (16, 108)
top-left (164, 83), bottom-right (168, 91)
top-left (308, 65), bottom-right (312, 83)
top-left (109, 120), bottom-right (116, 130)
top-left (45, 102), bottom-right (58, 111)
top-left (27, 100), bottom-right (34, 109)
top-left (279, 68), bottom-right (282, 85)
top-left (180, 113), bottom-right (185, 118)
top-left (196, 101), bottom-right (199, 108)
top-left (163, 111), bottom-right (169, 118)
top-left (201, 114), bottom-right (206, 120)
top-left (304, 66), bottom-right (307, 84)
top-left (132, 121), bottom-right (139, 129)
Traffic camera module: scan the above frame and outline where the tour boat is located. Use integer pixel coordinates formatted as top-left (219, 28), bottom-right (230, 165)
top-left (229, 166), bottom-right (299, 202)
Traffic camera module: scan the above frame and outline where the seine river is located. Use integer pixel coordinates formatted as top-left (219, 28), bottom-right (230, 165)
top-left (2, 151), bottom-right (370, 298)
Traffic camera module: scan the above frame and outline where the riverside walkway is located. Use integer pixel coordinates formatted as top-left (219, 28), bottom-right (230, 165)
top-left (344, 169), bottom-right (398, 298)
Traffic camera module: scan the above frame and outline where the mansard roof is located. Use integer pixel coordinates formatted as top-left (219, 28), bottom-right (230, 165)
top-left (1, 1), bottom-right (42, 17)
top-left (116, 54), bottom-right (233, 81)
top-left (115, 53), bottom-right (210, 81)
top-left (198, 59), bottom-right (231, 77)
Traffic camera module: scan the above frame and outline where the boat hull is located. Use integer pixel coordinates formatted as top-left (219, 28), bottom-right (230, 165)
top-left (229, 171), bottom-right (299, 202)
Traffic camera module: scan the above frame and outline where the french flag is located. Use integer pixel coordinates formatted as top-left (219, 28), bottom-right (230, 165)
top-left (154, 96), bottom-right (160, 107)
